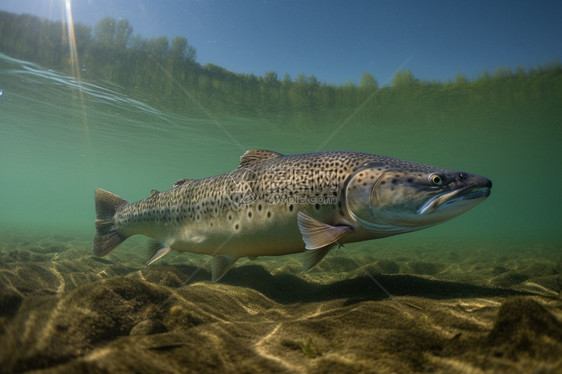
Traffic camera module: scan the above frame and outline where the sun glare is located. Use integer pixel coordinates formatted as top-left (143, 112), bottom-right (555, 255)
top-left (63, 0), bottom-right (80, 80)
top-left (61, 0), bottom-right (91, 156)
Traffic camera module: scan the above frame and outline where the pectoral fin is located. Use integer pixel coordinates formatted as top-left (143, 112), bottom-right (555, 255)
top-left (146, 240), bottom-right (171, 265)
top-left (211, 255), bottom-right (237, 282)
top-left (297, 212), bottom-right (353, 250)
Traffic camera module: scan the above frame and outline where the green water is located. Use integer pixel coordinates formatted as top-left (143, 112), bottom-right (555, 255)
top-left (0, 51), bottom-right (561, 251)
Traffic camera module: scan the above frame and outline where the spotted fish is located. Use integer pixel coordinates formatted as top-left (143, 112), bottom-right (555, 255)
top-left (93, 150), bottom-right (492, 281)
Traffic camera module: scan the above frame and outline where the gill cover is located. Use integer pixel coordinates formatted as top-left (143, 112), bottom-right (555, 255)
top-left (345, 167), bottom-right (435, 234)
top-left (344, 165), bottom-right (387, 232)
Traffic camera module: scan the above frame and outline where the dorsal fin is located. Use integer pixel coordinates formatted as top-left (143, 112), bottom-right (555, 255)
top-left (239, 150), bottom-right (283, 168)
top-left (150, 189), bottom-right (160, 197)
top-left (173, 178), bottom-right (193, 188)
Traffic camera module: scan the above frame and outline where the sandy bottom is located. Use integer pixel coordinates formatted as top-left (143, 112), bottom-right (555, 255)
top-left (0, 231), bottom-right (561, 373)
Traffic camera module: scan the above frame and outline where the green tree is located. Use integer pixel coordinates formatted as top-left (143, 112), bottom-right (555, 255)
top-left (129, 34), bottom-right (144, 51)
top-left (454, 73), bottom-right (467, 85)
top-left (264, 71), bottom-right (278, 85)
top-left (392, 69), bottom-right (416, 88)
top-left (515, 66), bottom-right (527, 77)
top-left (478, 68), bottom-right (490, 81)
top-left (493, 67), bottom-right (513, 80)
top-left (93, 17), bottom-right (116, 46)
top-left (115, 19), bottom-right (133, 48)
top-left (289, 74), bottom-right (308, 109)
top-left (185, 42), bottom-right (197, 62)
top-left (145, 36), bottom-right (169, 55)
top-left (170, 36), bottom-right (187, 59)
top-left (74, 23), bottom-right (92, 54)
top-left (170, 36), bottom-right (196, 62)
top-left (282, 72), bottom-right (292, 86)
top-left (360, 72), bottom-right (378, 89)
top-left (338, 81), bottom-right (357, 108)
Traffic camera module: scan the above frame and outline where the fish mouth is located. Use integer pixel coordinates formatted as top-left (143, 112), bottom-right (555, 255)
top-left (418, 184), bottom-right (492, 215)
top-left (445, 185), bottom-right (491, 204)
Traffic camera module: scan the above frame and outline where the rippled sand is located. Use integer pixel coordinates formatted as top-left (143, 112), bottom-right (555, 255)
top-left (0, 231), bottom-right (561, 373)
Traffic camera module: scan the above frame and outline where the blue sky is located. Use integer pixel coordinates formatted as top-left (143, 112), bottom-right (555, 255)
top-left (1, 0), bottom-right (561, 85)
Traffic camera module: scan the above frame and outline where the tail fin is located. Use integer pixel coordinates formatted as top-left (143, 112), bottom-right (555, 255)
top-left (93, 188), bottom-right (129, 257)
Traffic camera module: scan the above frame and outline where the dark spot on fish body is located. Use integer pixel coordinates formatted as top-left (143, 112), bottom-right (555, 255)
top-left (267, 211), bottom-right (272, 218)
top-left (289, 204), bottom-right (294, 212)
top-left (235, 224), bottom-right (239, 230)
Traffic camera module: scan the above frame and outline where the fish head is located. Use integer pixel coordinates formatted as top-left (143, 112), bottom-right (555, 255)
top-left (344, 162), bottom-right (492, 235)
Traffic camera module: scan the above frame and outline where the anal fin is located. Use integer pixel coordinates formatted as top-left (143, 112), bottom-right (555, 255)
top-left (210, 255), bottom-right (237, 282)
top-left (297, 212), bottom-right (353, 249)
top-left (146, 240), bottom-right (171, 265)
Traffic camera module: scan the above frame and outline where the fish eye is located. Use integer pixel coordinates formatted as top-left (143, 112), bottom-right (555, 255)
top-left (429, 174), bottom-right (443, 186)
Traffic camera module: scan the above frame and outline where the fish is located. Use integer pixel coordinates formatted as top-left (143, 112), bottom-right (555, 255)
top-left (93, 150), bottom-right (492, 282)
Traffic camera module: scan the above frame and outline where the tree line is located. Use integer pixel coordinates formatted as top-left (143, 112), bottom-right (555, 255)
top-left (0, 11), bottom-right (560, 116)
